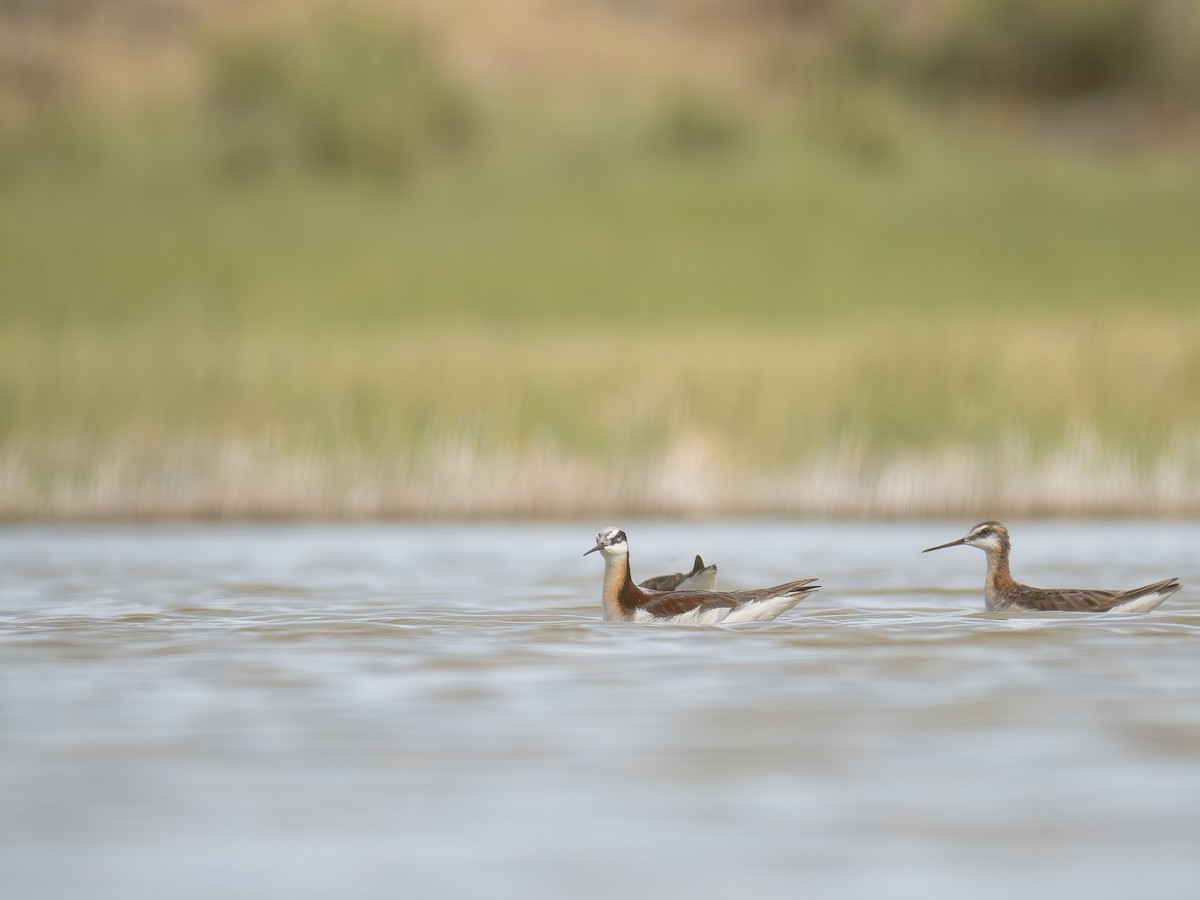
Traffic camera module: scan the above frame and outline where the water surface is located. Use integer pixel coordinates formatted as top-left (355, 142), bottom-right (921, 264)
top-left (2, 520), bottom-right (1198, 899)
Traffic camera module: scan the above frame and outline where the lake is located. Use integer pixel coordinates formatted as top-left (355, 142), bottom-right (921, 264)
top-left (1, 520), bottom-right (1198, 899)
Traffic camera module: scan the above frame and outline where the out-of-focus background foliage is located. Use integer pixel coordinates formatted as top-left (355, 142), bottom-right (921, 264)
top-left (2, 0), bottom-right (1199, 517)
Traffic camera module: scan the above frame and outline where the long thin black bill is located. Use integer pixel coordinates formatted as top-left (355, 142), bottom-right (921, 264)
top-left (922, 537), bottom-right (967, 553)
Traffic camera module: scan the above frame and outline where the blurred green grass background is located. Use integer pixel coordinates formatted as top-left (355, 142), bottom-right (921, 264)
top-left (2, 0), bottom-right (1199, 517)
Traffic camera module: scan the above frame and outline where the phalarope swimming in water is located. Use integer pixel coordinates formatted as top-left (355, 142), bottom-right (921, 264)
top-left (923, 521), bottom-right (1181, 613)
top-left (585, 527), bottom-right (819, 623)
top-left (639, 554), bottom-right (718, 592)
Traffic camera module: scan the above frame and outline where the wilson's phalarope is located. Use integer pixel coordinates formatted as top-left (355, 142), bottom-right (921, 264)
top-left (639, 554), bottom-right (718, 592)
top-left (923, 521), bottom-right (1181, 613)
top-left (584, 527), bottom-right (819, 623)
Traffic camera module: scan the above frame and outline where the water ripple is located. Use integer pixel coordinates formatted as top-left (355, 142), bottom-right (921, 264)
top-left (0, 520), bottom-right (1198, 900)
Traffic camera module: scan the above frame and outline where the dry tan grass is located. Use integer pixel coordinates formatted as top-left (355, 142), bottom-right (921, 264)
top-left (3, 315), bottom-right (1198, 519)
top-left (4, 429), bottom-right (1198, 520)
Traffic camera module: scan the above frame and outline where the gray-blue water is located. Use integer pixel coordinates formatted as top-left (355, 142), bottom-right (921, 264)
top-left (1, 520), bottom-right (1198, 899)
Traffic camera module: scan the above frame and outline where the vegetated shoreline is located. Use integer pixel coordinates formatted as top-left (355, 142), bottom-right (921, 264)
top-left (5, 318), bottom-right (1198, 522)
top-left (3, 435), bottom-right (1197, 521)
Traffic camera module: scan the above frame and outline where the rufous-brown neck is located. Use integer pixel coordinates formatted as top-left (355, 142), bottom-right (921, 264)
top-left (601, 552), bottom-right (645, 621)
top-left (984, 539), bottom-right (1016, 602)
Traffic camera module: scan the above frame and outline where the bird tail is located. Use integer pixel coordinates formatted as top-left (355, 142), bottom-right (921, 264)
top-left (783, 578), bottom-right (820, 596)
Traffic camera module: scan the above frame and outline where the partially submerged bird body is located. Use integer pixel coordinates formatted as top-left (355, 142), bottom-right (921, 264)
top-left (985, 577), bottom-right (1181, 614)
top-left (585, 527), bottom-right (818, 624)
top-left (924, 521), bottom-right (1181, 613)
top-left (638, 554), bottom-right (718, 592)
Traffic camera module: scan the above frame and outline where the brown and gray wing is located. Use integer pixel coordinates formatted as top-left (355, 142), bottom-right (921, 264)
top-left (1014, 578), bottom-right (1179, 612)
top-left (638, 572), bottom-right (686, 591)
top-left (639, 578), bottom-right (820, 618)
top-left (639, 556), bottom-right (709, 592)
top-left (638, 590), bottom-right (739, 619)
top-left (728, 578), bottom-right (821, 603)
